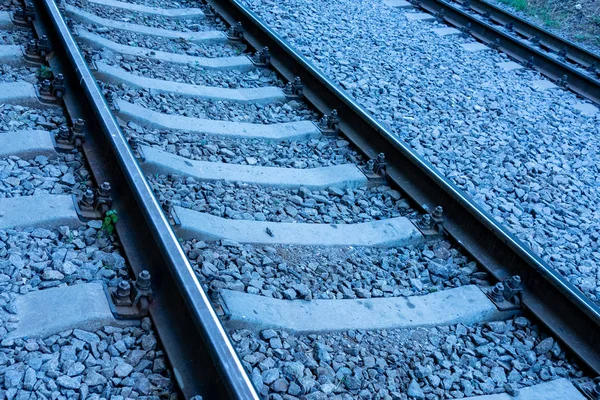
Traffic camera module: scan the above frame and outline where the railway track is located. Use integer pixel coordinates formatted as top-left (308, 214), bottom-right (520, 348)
top-left (1, 0), bottom-right (599, 398)
top-left (405, 0), bottom-right (600, 104)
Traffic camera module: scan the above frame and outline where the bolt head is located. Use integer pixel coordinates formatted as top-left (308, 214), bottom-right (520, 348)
top-left (116, 280), bottom-right (131, 297)
top-left (136, 270), bottom-right (151, 290)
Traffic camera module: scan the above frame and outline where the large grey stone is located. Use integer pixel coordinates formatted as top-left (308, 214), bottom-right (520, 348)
top-left (173, 206), bottom-right (423, 247)
top-left (7, 283), bottom-right (136, 339)
top-left (64, 4), bottom-right (225, 44)
top-left (0, 130), bottom-right (57, 160)
top-left (140, 145), bottom-right (368, 190)
top-left (0, 45), bottom-right (24, 66)
top-left (96, 62), bottom-right (286, 105)
top-left (76, 29), bottom-right (253, 71)
top-left (466, 378), bottom-right (585, 400)
top-left (85, 0), bottom-right (206, 19)
top-left (0, 194), bottom-right (81, 230)
top-left (220, 285), bottom-right (516, 333)
top-left (114, 99), bottom-right (320, 141)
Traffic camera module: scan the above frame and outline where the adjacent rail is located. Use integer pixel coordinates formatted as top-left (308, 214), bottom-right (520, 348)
top-left (415, 0), bottom-right (600, 104)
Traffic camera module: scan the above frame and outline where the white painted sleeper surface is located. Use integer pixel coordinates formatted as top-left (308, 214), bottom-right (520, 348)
top-left (95, 62), bottom-right (286, 105)
top-left (220, 285), bottom-right (517, 333)
top-left (140, 145), bottom-right (368, 190)
top-left (173, 206), bottom-right (424, 247)
top-left (64, 4), bottom-right (225, 44)
top-left (85, 0), bottom-right (206, 19)
top-left (76, 29), bottom-right (253, 71)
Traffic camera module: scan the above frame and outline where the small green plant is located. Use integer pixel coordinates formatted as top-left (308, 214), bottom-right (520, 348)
top-left (101, 210), bottom-right (118, 235)
top-left (36, 65), bottom-right (54, 80)
top-left (498, 0), bottom-right (527, 12)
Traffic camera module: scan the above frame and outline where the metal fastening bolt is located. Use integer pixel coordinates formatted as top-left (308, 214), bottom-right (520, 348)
top-left (209, 280), bottom-right (222, 300)
top-left (489, 38), bottom-right (500, 50)
top-left (81, 189), bottom-right (95, 208)
top-left (261, 46), bottom-right (270, 64)
top-left (26, 39), bottom-right (37, 55)
top-left (99, 182), bottom-right (111, 197)
top-left (283, 82), bottom-right (294, 96)
top-left (435, 8), bottom-right (444, 20)
top-left (293, 76), bottom-right (302, 94)
top-left (319, 109), bottom-right (339, 132)
top-left (373, 153), bottom-right (386, 176)
top-left (593, 381), bottom-right (600, 398)
top-left (163, 199), bottom-right (173, 213)
top-left (329, 109), bottom-right (339, 132)
top-left (53, 73), bottom-right (64, 86)
top-left (136, 270), bottom-right (151, 291)
top-left (57, 125), bottom-right (71, 141)
top-left (116, 280), bottom-right (131, 300)
top-left (52, 73), bottom-right (65, 98)
top-left (525, 56), bottom-right (535, 69)
top-left (506, 275), bottom-right (522, 290)
top-left (40, 79), bottom-right (52, 96)
top-left (460, 22), bottom-right (471, 37)
top-left (432, 206), bottom-right (443, 220)
top-left (228, 21), bottom-right (243, 39)
top-left (558, 74), bottom-right (568, 88)
top-left (558, 47), bottom-right (567, 59)
top-left (502, 275), bottom-right (523, 302)
top-left (129, 137), bottom-right (139, 151)
top-left (365, 159), bottom-right (374, 173)
top-left (73, 118), bottom-right (85, 134)
top-left (418, 214), bottom-right (432, 230)
top-left (490, 282), bottom-right (505, 302)
top-left (38, 35), bottom-right (50, 57)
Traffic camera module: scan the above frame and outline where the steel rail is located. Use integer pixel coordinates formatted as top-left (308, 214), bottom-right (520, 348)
top-left (457, 0), bottom-right (600, 70)
top-left (414, 0), bottom-right (600, 104)
top-left (36, 1), bottom-right (259, 398)
top-left (205, 0), bottom-right (600, 375)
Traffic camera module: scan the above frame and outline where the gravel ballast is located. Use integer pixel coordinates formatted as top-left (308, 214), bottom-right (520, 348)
top-left (91, 55), bottom-right (282, 89)
top-left (240, 0), bottom-right (600, 304)
top-left (150, 175), bottom-right (416, 224)
top-left (185, 239), bottom-right (489, 300)
top-left (233, 316), bottom-right (582, 399)
top-left (124, 123), bottom-right (362, 168)
top-left (0, 321), bottom-right (178, 398)
top-left (0, 106), bottom-right (92, 198)
top-left (67, 0), bottom-right (220, 31)
top-left (103, 83), bottom-right (318, 123)
top-left (74, 22), bottom-right (243, 58)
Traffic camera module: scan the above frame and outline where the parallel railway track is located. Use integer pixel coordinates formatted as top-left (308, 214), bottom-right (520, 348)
top-left (412, 0), bottom-right (600, 104)
top-left (1, 0), bottom-right (597, 398)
